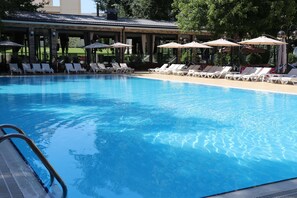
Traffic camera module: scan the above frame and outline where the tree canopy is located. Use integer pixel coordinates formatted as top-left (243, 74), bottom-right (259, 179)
top-left (0, 0), bottom-right (46, 19)
top-left (173, 0), bottom-right (297, 39)
top-left (94, 0), bottom-right (174, 20)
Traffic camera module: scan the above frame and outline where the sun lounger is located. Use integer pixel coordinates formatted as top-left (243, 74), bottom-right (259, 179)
top-left (41, 63), bottom-right (54, 73)
top-left (287, 77), bottom-right (297, 85)
top-left (161, 64), bottom-right (180, 74)
top-left (205, 66), bottom-right (224, 78)
top-left (249, 67), bottom-right (271, 82)
top-left (111, 62), bottom-right (125, 73)
top-left (175, 65), bottom-right (198, 76)
top-left (267, 68), bottom-right (297, 84)
top-left (32, 63), bottom-right (44, 73)
top-left (171, 64), bottom-right (186, 75)
top-left (148, 64), bottom-right (169, 73)
top-left (65, 63), bottom-right (76, 74)
top-left (210, 66), bottom-right (232, 78)
top-left (9, 63), bottom-right (22, 75)
top-left (193, 65), bottom-right (212, 77)
top-left (73, 63), bottom-right (87, 73)
top-left (98, 63), bottom-right (113, 73)
top-left (22, 63), bottom-right (35, 74)
top-left (231, 67), bottom-right (254, 80)
top-left (186, 65), bottom-right (202, 76)
top-left (120, 63), bottom-right (134, 73)
top-left (241, 67), bottom-right (263, 81)
top-left (199, 66), bottom-right (220, 78)
top-left (89, 63), bottom-right (100, 73)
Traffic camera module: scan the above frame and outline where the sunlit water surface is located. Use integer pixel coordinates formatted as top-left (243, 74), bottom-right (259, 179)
top-left (1, 75), bottom-right (297, 198)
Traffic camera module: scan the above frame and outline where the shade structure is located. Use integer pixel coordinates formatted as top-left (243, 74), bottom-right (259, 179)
top-left (203, 38), bottom-right (240, 47)
top-left (0, 40), bottom-right (23, 47)
top-left (182, 41), bottom-right (212, 48)
top-left (0, 40), bottom-right (24, 65)
top-left (157, 42), bottom-right (183, 48)
top-left (110, 42), bottom-right (132, 48)
top-left (238, 36), bottom-right (287, 46)
top-left (84, 42), bottom-right (110, 49)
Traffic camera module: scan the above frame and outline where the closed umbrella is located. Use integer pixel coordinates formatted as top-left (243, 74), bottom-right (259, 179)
top-left (277, 38), bottom-right (287, 73)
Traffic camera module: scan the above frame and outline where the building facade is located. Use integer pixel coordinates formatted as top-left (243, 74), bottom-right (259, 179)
top-left (0, 11), bottom-right (211, 71)
top-left (35, 0), bottom-right (81, 15)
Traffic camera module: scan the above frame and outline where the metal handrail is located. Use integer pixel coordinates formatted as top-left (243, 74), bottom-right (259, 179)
top-left (0, 124), bottom-right (67, 198)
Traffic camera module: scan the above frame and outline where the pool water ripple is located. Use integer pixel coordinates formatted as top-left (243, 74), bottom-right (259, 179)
top-left (1, 75), bottom-right (297, 197)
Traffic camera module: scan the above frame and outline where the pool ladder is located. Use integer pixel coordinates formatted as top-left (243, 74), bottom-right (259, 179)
top-left (0, 124), bottom-right (67, 198)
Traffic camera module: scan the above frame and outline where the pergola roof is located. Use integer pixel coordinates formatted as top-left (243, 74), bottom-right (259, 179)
top-left (4, 12), bottom-right (178, 30)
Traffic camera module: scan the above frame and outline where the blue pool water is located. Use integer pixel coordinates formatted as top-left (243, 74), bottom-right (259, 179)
top-left (1, 75), bottom-right (297, 197)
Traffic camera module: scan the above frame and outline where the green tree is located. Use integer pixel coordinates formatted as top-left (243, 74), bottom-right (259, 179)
top-left (0, 0), bottom-right (46, 19)
top-left (173, 0), bottom-right (297, 38)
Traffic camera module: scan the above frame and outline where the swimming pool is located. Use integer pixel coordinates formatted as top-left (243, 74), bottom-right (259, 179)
top-left (1, 75), bottom-right (297, 197)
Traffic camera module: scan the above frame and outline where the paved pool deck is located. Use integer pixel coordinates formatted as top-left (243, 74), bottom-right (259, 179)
top-left (133, 72), bottom-right (297, 95)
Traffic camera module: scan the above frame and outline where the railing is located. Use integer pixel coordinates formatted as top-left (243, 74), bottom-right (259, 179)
top-left (0, 124), bottom-right (67, 198)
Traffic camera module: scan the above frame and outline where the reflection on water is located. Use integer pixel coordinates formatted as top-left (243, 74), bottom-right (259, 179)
top-left (1, 75), bottom-right (297, 197)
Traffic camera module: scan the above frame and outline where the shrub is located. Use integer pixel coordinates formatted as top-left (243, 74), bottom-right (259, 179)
top-left (246, 53), bottom-right (262, 65)
top-left (288, 53), bottom-right (297, 64)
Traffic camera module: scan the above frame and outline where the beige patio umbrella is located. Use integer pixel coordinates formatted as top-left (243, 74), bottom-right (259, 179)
top-left (203, 38), bottom-right (240, 47)
top-left (110, 42), bottom-right (132, 48)
top-left (182, 41), bottom-right (212, 63)
top-left (203, 38), bottom-right (240, 66)
top-left (157, 42), bottom-right (183, 48)
top-left (110, 42), bottom-right (132, 63)
top-left (157, 42), bottom-right (183, 63)
top-left (238, 36), bottom-right (287, 45)
top-left (239, 36), bottom-right (287, 73)
top-left (182, 41), bottom-right (212, 48)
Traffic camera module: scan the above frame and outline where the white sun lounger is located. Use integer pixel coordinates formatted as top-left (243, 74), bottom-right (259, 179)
top-left (267, 68), bottom-right (297, 84)
top-left (193, 65), bottom-right (212, 77)
top-left (65, 63), bottom-right (76, 74)
top-left (148, 64), bottom-right (169, 73)
top-left (32, 63), bottom-right (44, 73)
top-left (120, 63), bottom-right (134, 73)
top-left (241, 67), bottom-right (263, 81)
top-left (41, 63), bottom-right (54, 73)
top-left (249, 67), bottom-right (272, 82)
top-left (210, 66), bottom-right (232, 78)
top-left (22, 63), bottom-right (35, 74)
top-left (9, 63), bottom-right (22, 75)
top-left (232, 67), bottom-right (254, 80)
top-left (73, 63), bottom-right (87, 73)
top-left (186, 65), bottom-right (202, 76)
top-left (199, 66), bottom-right (220, 78)
top-left (205, 66), bottom-right (224, 78)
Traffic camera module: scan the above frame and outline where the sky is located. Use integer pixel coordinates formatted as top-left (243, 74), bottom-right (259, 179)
top-left (53, 0), bottom-right (96, 13)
